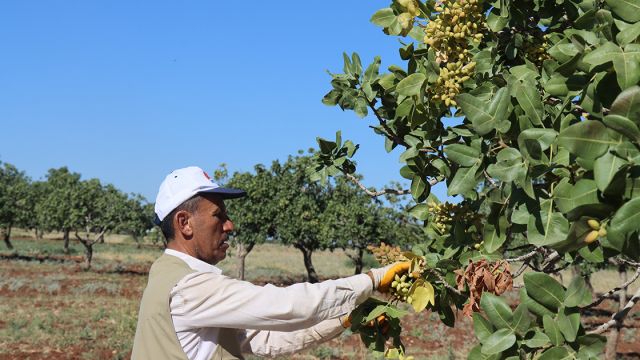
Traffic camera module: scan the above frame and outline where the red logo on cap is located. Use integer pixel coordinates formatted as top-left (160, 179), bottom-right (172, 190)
top-left (203, 171), bottom-right (211, 180)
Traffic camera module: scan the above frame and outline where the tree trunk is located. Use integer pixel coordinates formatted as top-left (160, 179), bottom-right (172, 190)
top-left (77, 238), bottom-right (93, 270)
top-left (352, 247), bottom-right (364, 275)
top-left (298, 245), bottom-right (318, 283)
top-left (605, 265), bottom-right (628, 360)
top-left (83, 243), bottom-right (93, 270)
top-left (236, 242), bottom-right (255, 280)
top-left (3, 225), bottom-right (14, 250)
top-left (63, 229), bottom-right (70, 254)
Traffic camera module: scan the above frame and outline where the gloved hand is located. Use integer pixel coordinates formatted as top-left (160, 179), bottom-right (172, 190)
top-left (341, 313), bottom-right (390, 334)
top-left (368, 261), bottom-right (411, 292)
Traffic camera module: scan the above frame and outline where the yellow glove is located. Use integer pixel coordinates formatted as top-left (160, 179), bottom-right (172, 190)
top-left (376, 262), bottom-right (411, 293)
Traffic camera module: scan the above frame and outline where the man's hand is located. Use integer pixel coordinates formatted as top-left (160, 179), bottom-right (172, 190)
top-left (341, 313), bottom-right (390, 334)
top-left (368, 262), bottom-right (411, 292)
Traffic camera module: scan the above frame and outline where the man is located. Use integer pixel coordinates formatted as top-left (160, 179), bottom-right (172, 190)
top-left (132, 166), bottom-right (406, 360)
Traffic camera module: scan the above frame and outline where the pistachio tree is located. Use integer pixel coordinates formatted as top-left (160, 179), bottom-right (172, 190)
top-left (222, 164), bottom-right (279, 280)
top-left (0, 162), bottom-right (31, 250)
top-left (36, 167), bottom-right (82, 253)
top-left (311, 0), bottom-right (640, 358)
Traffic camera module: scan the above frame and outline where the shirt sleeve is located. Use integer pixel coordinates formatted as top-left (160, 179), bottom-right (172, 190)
top-left (238, 318), bottom-right (345, 357)
top-left (170, 272), bottom-right (372, 332)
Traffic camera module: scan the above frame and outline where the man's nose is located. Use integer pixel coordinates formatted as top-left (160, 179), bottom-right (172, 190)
top-left (223, 219), bottom-right (234, 232)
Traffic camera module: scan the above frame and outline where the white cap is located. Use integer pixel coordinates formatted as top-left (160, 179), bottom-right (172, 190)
top-left (154, 166), bottom-right (246, 224)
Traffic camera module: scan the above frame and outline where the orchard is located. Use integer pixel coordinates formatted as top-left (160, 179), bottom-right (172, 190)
top-left (310, 0), bottom-right (640, 358)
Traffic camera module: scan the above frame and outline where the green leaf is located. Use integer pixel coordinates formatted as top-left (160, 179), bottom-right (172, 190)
top-left (616, 21), bottom-right (640, 45)
top-left (363, 56), bottom-right (381, 83)
top-left (605, 0), bottom-right (640, 22)
top-left (544, 75), bottom-right (588, 96)
top-left (370, 8), bottom-right (396, 27)
top-left (484, 217), bottom-right (508, 253)
top-left (486, 148), bottom-right (526, 182)
top-left (480, 293), bottom-right (513, 330)
top-left (558, 120), bottom-right (618, 160)
top-left (543, 315), bottom-right (565, 346)
top-left (557, 307), bottom-right (581, 342)
top-left (610, 197), bottom-right (640, 237)
top-left (473, 313), bottom-right (495, 343)
top-left (410, 175), bottom-right (429, 202)
top-left (518, 128), bottom-right (558, 152)
top-left (364, 304), bottom-right (408, 321)
top-left (481, 329), bottom-right (516, 355)
top-left (576, 334), bottom-right (606, 358)
top-left (486, 11), bottom-right (509, 32)
top-left (593, 151), bottom-right (627, 191)
top-left (520, 288), bottom-right (555, 318)
top-left (409, 203), bottom-right (429, 220)
top-left (396, 73), bottom-right (426, 96)
top-left (583, 42), bottom-right (640, 89)
top-left (610, 86), bottom-right (640, 121)
top-left (539, 346), bottom-right (571, 360)
top-left (354, 96), bottom-right (368, 118)
top-left (578, 243), bottom-right (605, 263)
top-left (510, 64), bottom-right (539, 84)
top-left (444, 144), bottom-right (481, 167)
top-left (448, 164), bottom-right (480, 196)
top-left (515, 83), bottom-right (544, 126)
top-left (604, 114), bottom-right (640, 142)
top-left (523, 329), bottom-right (551, 348)
top-left (554, 179), bottom-right (599, 214)
top-left (511, 303), bottom-right (531, 335)
top-left (468, 345), bottom-right (501, 360)
top-left (457, 87), bottom-right (511, 136)
top-left (524, 272), bottom-right (566, 311)
top-left (527, 209), bottom-right (570, 247)
top-left (410, 281), bottom-right (435, 312)
top-left (565, 275), bottom-right (593, 307)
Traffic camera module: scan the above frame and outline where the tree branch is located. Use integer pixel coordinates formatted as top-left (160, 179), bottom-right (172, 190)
top-left (587, 286), bottom-right (640, 335)
top-left (365, 99), bottom-right (409, 147)
top-left (425, 268), bottom-right (462, 296)
top-left (345, 173), bottom-right (439, 198)
top-left (513, 261), bottom-right (529, 278)
top-left (583, 266), bottom-right (640, 309)
top-left (505, 248), bottom-right (542, 263)
top-left (483, 170), bottom-right (498, 188)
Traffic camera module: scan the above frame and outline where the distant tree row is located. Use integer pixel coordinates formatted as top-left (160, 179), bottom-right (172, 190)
top-left (217, 153), bottom-right (420, 282)
top-left (0, 162), bottom-right (155, 269)
top-left (0, 156), bottom-right (415, 279)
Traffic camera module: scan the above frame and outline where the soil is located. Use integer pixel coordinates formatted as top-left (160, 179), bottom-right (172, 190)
top-left (1, 255), bottom-right (639, 360)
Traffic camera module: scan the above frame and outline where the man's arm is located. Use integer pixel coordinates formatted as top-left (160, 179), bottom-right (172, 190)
top-left (238, 318), bottom-right (346, 357)
top-left (170, 272), bottom-right (372, 332)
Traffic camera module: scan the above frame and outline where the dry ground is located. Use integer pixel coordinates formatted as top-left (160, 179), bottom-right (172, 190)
top-left (1, 236), bottom-right (639, 359)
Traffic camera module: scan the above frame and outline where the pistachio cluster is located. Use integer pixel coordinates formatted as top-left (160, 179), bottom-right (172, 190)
top-left (390, 272), bottom-right (417, 303)
top-left (427, 201), bottom-right (481, 235)
top-left (397, 0), bottom-right (421, 30)
top-left (585, 219), bottom-right (607, 244)
top-left (423, 0), bottom-right (485, 106)
top-left (523, 34), bottom-right (550, 66)
top-left (367, 242), bottom-right (404, 265)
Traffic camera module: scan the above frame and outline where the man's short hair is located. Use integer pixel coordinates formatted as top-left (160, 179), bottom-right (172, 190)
top-left (159, 195), bottom-right (202, 241)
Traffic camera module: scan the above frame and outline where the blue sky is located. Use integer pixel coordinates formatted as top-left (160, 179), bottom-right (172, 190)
top-left (0, 1), bottom-right (449, 202)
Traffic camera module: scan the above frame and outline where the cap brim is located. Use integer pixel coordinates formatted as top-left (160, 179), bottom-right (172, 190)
top-left (199, 187), bottom-right (247, 199)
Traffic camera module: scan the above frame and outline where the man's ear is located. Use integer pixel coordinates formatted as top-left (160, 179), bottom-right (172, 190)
top-left (175, 210), bottom-right (193, 239)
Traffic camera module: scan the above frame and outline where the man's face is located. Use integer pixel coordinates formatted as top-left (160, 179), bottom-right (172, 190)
top-left (190, 194), bottom-right (234, 265)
